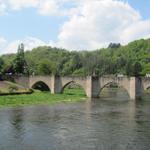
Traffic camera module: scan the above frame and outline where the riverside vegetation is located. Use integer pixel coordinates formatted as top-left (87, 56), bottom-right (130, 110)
top-left (0, 38), bottom-right (150, 107)
top-left (0, 38), bottom-right (150, 77)
top-left (0, 88), bottom-right (86, 107)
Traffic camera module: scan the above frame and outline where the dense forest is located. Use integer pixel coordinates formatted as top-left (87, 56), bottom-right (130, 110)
top-left (0, 39), bottom-right (150, 77)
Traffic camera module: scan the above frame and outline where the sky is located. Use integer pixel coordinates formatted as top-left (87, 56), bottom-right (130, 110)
top-left (0, 0), bottom-right (150, 54)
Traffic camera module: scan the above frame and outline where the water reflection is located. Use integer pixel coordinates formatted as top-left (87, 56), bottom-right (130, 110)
top-left (0, 88), bottom-right (149, 150)
top-left (9, 108), bottom-right (25, 139)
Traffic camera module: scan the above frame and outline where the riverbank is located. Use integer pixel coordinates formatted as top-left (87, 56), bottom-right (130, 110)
top-left (0, 81), bottom-right (32, 95)
top-left (146, 89), bottom-right (150, 93)
top-left (0, 88), bottom-right (86, 107)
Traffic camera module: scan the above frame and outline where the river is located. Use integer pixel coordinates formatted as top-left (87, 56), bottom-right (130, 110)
top-left (0, 88), bottom-right (150, 150)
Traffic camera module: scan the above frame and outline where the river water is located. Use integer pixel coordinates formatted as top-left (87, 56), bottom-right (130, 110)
top-left (0, 88), bottom-right (150, 150)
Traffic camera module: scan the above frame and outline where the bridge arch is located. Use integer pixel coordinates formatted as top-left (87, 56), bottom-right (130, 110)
top-left (14, 75), bottom-right (150, 99)
top-left (61, 80), bottom-right (86, 95)
top-left (61, 81), bottom-right (74, 93)
top-left (31, 81), bottom-right (51, 91)
top-left (146, 86), bottom-right (150, 90)
top-left (59, 76), bottom-right (88, 96)
top-left (99, 81), bottom-right (118, 91)
top-left (99, 81), bottom-right (130, 98)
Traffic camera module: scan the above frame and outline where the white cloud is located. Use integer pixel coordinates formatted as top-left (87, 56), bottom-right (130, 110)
top-left (0, 37), bottom-right (6, 44)
top-left (121, 20), bottom-right (150, 43)
top-left (0, 0), bottom-right (70, 16)
top-left (0, 37), bottom-right (7, 54)
top-left (55, 0), bottom-right (150, 50)
top-left (8, 0), bottom-right (38, 10)
top-left (0, 37), bottom-right (50, 54)
top-left (37, 0), bottom-right (78, 16)
top-left (38, 0), bottom-right (60, 16)
top-left (0, 0), bottom-right (150, 53)
top-left (23, 37), bottom-right (48, 49)
top-left (0, 1), bottom-right (6, 15)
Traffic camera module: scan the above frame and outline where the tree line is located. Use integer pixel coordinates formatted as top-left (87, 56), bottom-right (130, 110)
top-left (0, 38), bottom-right (150, 77)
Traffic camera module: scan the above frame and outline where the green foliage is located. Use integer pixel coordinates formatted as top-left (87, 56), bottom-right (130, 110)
top-left (108, 43), bottom-right (121, 48)
top-left (0, 57), bottom-right (4, 73)
top-left (133, 62), bottom-right (142, 76)
top-left (72, 68), bottom-right (85, 76)
top-left (1, 39), bottom-right (150, 76)
top-left (36, 59), bottom-right (56, 75)
top-left (142, 63), bottom-right (150, 74)
top-left (12, 43), bottom-right (28, 74)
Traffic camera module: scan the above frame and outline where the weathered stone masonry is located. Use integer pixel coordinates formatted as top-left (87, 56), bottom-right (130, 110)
top-left (14, 75), bottom-right (150, 100)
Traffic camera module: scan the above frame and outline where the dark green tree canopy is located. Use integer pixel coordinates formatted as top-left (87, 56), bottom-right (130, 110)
top-left (12, 43), bottom-right (28, 75)
top-left (0, 39), bottom-right (150, 76)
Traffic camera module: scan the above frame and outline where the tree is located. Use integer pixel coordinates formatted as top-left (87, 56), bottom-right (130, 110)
top-left (1, 38), bottom-right (150, 76)
top-left (3, 64), bottom-right (14, 74)
top-left (37, 59), bottom-right (56, 75)
top-left (142, 63), bottom-right (150, 74)
top-left (133, 62), bottom-right (142, 76)
top-left (13, 43), bottom-right (28, 75)
top-left (108, 43), bottom-right (121, 48)
top-left (0, 57), bottom-right (4, 73)
top-left (125, 60), bottom-right (134, 76)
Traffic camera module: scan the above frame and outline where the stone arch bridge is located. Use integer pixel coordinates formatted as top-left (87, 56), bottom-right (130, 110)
top-left (14, 75), bottom-right (150, 100)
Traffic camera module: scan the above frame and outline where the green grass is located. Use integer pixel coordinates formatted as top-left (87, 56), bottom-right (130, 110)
top-left (146, 88), bottom-right (150, 94)
top-left (0, 88), bottom-right (86, 107)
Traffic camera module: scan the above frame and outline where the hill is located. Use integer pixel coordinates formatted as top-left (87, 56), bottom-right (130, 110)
top-left (0, 38), bottom-right (150, 76)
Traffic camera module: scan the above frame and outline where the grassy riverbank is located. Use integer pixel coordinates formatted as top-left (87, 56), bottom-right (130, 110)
top-left (0, 88), bottom-right (86, 107)
top-left (147, 88), bottom-right (150, 92)
top-left (0, 81), bottom-right (32, 95)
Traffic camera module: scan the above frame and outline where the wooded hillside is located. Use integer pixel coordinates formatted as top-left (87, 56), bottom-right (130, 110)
top-left (0, 38), bottom-right (150, 76)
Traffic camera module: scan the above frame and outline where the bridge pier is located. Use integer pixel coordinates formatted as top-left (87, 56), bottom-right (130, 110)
top-left (128, 77), bottom-right (138, 100)
top-left (50, 76), bottom-right (62, 94)
top-left (46, 76), bottom-right (101, 98)
top-left (12, 75), bottom-right (148, 100)
top-left (87, 76), bottom-right (143, 100)
top-left (134, 77), bottom-right (143, 100)
top-left (124, 77), bottom-right (142, 100)
top-left (86, 76), bottom-right (100, 98)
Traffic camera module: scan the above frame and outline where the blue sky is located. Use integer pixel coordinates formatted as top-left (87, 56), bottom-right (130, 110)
top-left (0, 0), bottom-right (150, 54)
top-left (0, 8), bottom-right (63, 41)
top-left (128, 0), bottom-right (150, 19)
